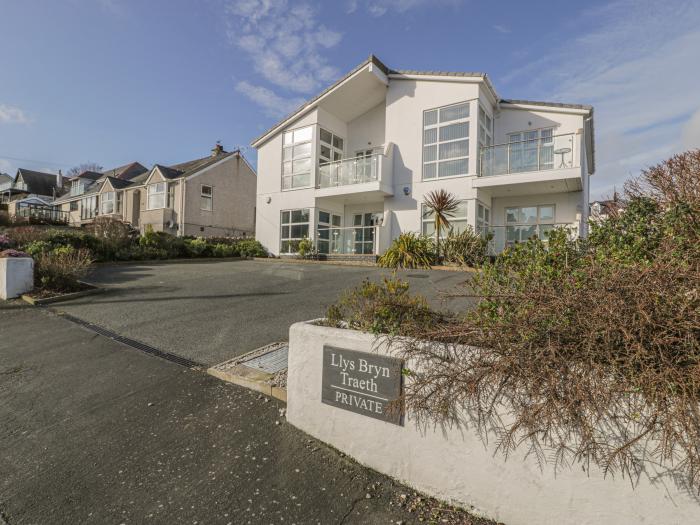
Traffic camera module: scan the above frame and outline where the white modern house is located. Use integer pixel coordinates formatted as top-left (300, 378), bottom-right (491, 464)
top-left (252, 55), bottom-right (594, 258)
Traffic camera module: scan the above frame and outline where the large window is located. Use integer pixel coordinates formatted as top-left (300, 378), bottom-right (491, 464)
top-left (80, 195), bottom-right (98, 220)
top-left (508, 128), bottom-right (554, 172)
top-left (477, 202), bottom-right (490, 233)
top-left (148, 182), bottom-right (167, 210)
top-left (421, 199), bottom-right (469, 237)
top-left (201, 185), bottom-right (213, 211)
top-left (280, 208), bottom-right (310, 253)
top-left (319, 128), bottom-right (343, 165)
top-left (317, 210), bottom-right (341, 255)
top-left (478, 105), bottom-right (493, 148)
top-left (423, 101), bottom-right (470, 179)
top-left (282, 126), bottom-right (313, 190)
top-left (101, 191), bottom-right (115, 215)
top-left (505, 204), bottom-right (555, 246)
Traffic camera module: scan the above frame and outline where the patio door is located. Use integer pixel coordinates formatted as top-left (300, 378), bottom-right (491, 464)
top-left (352, 213), bottom-right (377, 255)
top-left (317, 210), bottom-right (341, 254)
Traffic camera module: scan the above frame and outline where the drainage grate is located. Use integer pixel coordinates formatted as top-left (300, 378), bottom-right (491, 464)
top-left (239, 344), bottom-right (289, 374)
top-left (55, 311), bottom-right (204, 369)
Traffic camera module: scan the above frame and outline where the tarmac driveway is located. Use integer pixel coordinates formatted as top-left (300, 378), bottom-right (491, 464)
top-left (52, 260), bottom-right (475, 366)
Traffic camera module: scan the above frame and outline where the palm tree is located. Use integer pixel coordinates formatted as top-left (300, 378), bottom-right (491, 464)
top-left (423, 189), bottom-right (459, 261)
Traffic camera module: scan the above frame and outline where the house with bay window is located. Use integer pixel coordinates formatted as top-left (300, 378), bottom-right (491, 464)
top-left (53, 145), bottom-right (256, 237)
top-left (252, 55), bottom-right (595, 257)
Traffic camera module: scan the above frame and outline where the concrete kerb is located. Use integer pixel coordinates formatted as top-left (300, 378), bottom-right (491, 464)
top-left (21, 281), bottom-right (104, 306)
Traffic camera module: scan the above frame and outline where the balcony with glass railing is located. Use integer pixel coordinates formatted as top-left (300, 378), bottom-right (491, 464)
top-left (0, 181), bottom-right (28, 192)
top-left (478, 222), bottom-right (579, 255)
top-left (315, 225), bottom-right (378, 255)
top-left (316, 151), bottom-right (393, 197)
top-left (479, 133), bottom-right (579, 177)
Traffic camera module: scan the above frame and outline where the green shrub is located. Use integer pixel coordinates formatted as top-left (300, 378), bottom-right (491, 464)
top-left (212, 243), bottom-right (240, 257)
top-left (237, 239), bottom-right (267, 258)
top-left (296, 237), bottom-right (315, 259)
top-left (442, 226), bottom-right (490, 267)
top-left (184, 237), bottom-right (208, 257)
top-left (325, 276), bottom-right (448, 336)
top-left (378, 232), bottom-right (434, 269)
top-left (25, 240), bottom-right (53, 256)
top-left (34, 245), bottom-right (93, 292)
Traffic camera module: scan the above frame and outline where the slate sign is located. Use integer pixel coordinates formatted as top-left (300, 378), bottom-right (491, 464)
top-left (321, 345), bottom-right (404, 426)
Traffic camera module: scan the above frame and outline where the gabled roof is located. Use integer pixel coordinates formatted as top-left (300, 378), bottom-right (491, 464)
top-left (104, 176), bottom-right (133, 190)
top-left (101, 161), bottom-right (148, 181)
top-left (0, 173), bottom-right (13, 184)
top-left (74, 171), bottom-right (103, 182)
top-left (16, 168), bottom-right (60, 197)
top-left (250, 54), bottom-right (595, 151)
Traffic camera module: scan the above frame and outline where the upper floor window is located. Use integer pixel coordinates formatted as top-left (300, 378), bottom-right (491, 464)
top-left (319, 128), bottom-right (343, 165)
top-left (147, 182), bottom-right (167, 210)
top-left (201, 185), bottom-right (213, 211)
top-left (282, 126), bottom-right (312, 190)
top-left (507, 128), bottom-right (554, 172)
top-left (71, 179), bottom-right (85, 196)
top-left (478, 106), bottom-right (493, 148)
top-left (423, 101), bottom-right (470, 180)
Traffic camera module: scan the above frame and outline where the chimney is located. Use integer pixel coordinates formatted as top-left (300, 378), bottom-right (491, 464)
top-left (56, 169), bottom-right (63, 189)
top-left (211, 141), bottom-right (225, 157)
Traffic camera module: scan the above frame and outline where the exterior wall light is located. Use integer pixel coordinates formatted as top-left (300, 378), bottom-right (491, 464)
top-left (266, 196), bottom-right (272, 204)
top-left (403, 186), bottom-right (411, 196)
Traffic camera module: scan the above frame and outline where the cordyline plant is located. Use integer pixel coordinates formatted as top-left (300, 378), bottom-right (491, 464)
top-left (378, 150), bottom-right (700, 492)
top-left (423, 189), bottom-right (459, 262)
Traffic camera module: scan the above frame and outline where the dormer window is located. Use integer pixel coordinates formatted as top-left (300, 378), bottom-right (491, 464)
top-left (71, 179), bottom-right (85, 196)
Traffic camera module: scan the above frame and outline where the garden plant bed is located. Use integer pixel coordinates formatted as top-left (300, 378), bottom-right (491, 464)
top-left (207, 342), bottom-right (288, 402)
top-left (21, 281), bottom-right (104, 305)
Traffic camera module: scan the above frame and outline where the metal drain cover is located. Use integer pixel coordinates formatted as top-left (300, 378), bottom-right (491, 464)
top-left (239, 344), bottom-right (289, 374)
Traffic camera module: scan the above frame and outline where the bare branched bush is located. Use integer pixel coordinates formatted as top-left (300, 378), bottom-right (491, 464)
top-left (365, 151), bottom-right (700, 492)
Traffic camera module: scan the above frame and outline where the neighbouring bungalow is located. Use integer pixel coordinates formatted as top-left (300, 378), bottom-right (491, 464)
top-left (0, 168), bottom-right (65, 220)
top-left (53, 144), bottom-right (257, 237)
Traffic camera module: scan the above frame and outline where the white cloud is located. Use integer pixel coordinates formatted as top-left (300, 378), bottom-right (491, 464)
top-left (0, 104), bottom-right (30, 124)
top-left (225, 0), bottom-right (342, 95)
top-left (235, 80), bottom-right (305, 118)
top-left (492, 24), bottom-right (510, 34)
top-left (358, 0), bottom-right (463, 17)
top-left (499, 0), bottom-right (700, 199)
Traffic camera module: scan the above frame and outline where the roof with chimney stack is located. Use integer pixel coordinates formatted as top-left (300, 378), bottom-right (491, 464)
top-left (15, 168), bottom-right (62, 197)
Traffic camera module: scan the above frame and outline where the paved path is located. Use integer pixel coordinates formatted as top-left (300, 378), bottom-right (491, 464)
top-left (52, 260), bottom-right (475, 366)
top-left (0, 305), bottom-right (491, 525)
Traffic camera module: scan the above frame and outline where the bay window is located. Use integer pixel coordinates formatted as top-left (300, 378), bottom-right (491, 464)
top-left (147, 182), bottom-right (167, 210)
top-left (280, 208), bottom-right (310, 253)
top-left (282, 126), bottom-right (313, 189)
top-left (101, 192), bottom-right (115, 215)
top-left (423, 101), bottom-right (470, 179)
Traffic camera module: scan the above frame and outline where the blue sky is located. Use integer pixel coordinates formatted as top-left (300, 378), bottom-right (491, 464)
top-left (1, 0), bottom-right (699, 198)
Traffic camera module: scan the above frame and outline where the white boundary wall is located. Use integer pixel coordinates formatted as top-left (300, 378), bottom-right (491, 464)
top-left (287, 321), bottom-right (700, 525)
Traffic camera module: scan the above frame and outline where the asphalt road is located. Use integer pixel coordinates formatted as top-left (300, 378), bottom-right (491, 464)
top-left (52, 260), bottom-right (475, 366)
top-left (0, 304), bottom-right (493, 525)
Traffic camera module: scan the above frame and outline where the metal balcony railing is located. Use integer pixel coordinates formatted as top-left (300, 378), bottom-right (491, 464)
top-left (479, 133), bottom-right (577, 177)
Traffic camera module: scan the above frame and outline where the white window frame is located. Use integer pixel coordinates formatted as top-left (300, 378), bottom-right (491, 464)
top-left (80, 195), bottom-right (98, 220)
top-left (319, 128), bottom-right (344, 165)
top-left (505, 204), bottom-right (556, 246)
top-left (200, 184), bottom-right (213, 211)
top-left (478, 105), bottom-right (493, 148)
top-left (421, 199), bottom-right (469, 238)
top-left (507, 127), bottom-right (555, 172)
top-left (147, 182), bottom-right (167, 210)
top-left (101, 191), bottom-right (115, 215)
top-left (280, 208), bottom-right (310, 254)
top-left (422, 101), bottom-right (471, 180)
top-left (476, 202), bottom-right (491, 235)
top-left (282, 126), bottom-right (313, 190)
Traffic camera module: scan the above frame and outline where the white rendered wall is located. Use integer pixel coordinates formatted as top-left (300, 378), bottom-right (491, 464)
top-left (0, 257), bottom-right (34, 299)
top-left (287, 321), bottom-right (700, 525)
